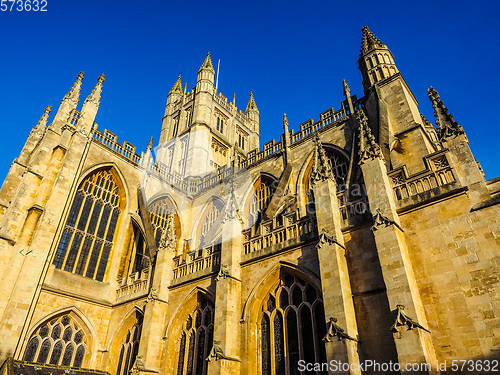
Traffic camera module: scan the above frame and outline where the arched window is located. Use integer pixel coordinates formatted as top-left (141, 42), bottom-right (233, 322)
top-left (148, 197), bottom-right (179, 247)
top-left (129, 225), bottom-right (149, 274)
top-left (260, 273), bottom-right (327, 375)
top-left (116, 312), bottom-right (143, 375)
top-left (23, 314), bottom-right (88, 368)
top-left (304, 146), bottom-right (349, 205)
top-left (249, 175), bottom-right (276, 220)
top-left (201, 198), bottom-right (224, 237)
top-left (176, 297), bottom-right (214, 375)
top-left (53, 169), bottom-right (121, 281)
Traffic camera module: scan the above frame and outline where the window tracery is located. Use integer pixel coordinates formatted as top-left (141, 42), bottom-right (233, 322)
top-left (201, 199), bottom-right (224, 237)
top-left (23, 314), bottom-right (87, 368)
top-left (53, 169), bottom-right (121, 281)
top-left (249, 176), bottom-right (276, 222)
top-left (260, 274), bottom-right (327, 375)
top-left (116, 313), bottom-right (143, 375)
top-left (176, 298), bottom-right (214, 375)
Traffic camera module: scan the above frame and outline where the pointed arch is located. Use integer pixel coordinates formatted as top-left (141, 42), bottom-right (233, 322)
top-left (147, 194), bottom-right (182, 252)
top-left (295, 142), bottom-right (350, 208)
top-left (107, 306), bottom-right (144, 375)
top-left (191, 196), bottom-right (225, 249)
top-left (22, 306), bottom-right (97, 368)
top-left (242, 262), bottom-right (326, 375)
top-left (163, 287), bottom-right (215, 374)
top-left (242, 172), bottom-right (279, 228)
top-left (52, 165), bottom-right (125, 281)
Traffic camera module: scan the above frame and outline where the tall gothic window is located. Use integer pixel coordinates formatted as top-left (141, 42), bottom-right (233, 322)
top-left (23, 314), bottom-right (87, 368)
top-left (53, 169), bottom-right (121, 281)
top-left (148, 197), bottom-right (179, 247)
top-left (116, 313), bottom-right (143, 375)
top-left (249, 175), bottom-right (276, 223)
top-left (260, 274), bottom-right (327, 375)
top-left (130, 225), bottom-right (149, 274)
top-left (201, 198), bottom-right (224, 237)
top-left (176, 298), bottom-right (214, 375)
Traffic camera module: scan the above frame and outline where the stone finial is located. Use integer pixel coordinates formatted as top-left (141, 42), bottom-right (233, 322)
top-left (356, 109), bottom-right (382, 164)
top-left (360, 26), bottom-right (386, 54)
top-left (84, 74), bottom-right (105, 106)
top-left (427, 87), bottom-right (465, 141)
top-left (33, 105), bottom-right (52, 135)
top-left (159, 213), bottom-right (176, 250)
top-left (390, 304), bottom-right (430, 337)
top-left (222, 172), bottom-right (244, 224)
top-left (62, 72), bottom-right (84, 104)
top-left (245, 92), bottom-right (258, 113)
top-left (311, 133), bottom-right (335, 185)
top-left (323, 317), bottom-right (358, 342)
top-left (283, 113), bottom-right (290, 133)
top-left (147, 136), bottom-right (153, 151)
top-left (342, 79), bottom-right (351, 98)
top-left (199, 51), bottom-right (215, 72)
top-left (170, 75), bottom-right (183, 94)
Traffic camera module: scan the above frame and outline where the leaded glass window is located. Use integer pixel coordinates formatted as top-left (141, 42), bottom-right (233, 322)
top-left (176, 298), bottom-right (214, 375)
top-left (260, 274), bottom-right (327, 375)
top-left (23, 314), bottom-right (87, 368)
top-left (148, 197), bottom-right (178, 248)
top-left (53, 169), bottom-right (121, 281)
top-left (249, 175), bottom-right (276, 221)
top-left (116, 313), bottom-right (143, 375)
top-left (201, 199), bottom-right (224, 237)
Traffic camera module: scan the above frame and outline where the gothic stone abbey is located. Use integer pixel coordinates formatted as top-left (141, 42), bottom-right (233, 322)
top-left (0, 27), bottom-right (499, 375)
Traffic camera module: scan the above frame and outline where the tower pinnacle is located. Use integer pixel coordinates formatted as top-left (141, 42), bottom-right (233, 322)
top-left (84, 74), bottom-right (105, 106)
top-left (170, 75), bottom-right (183, 94)
top-left (245, 92), bottom-right (258, 113)
top-left (199, 51), bottom-right (215, 72)
top-left (427, 87), bottom-right (465, 141)
top-left (62, 72), bottom-right (84, 104)
top-left (360, 26), bottom-right (386, 54)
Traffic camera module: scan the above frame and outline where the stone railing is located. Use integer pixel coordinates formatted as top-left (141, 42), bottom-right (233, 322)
top-left (172, 244), bottom-right (222, 280)
top-left (339, 195), bottom-right (371, 221)
top-left (243, 211), bottom-right (316, 255)
top-left (115, 268), bottom-right (150, 301)
top-left (389, 151), bottom-right (456, 201)
top-left (93, 128), bottom-right (141, 164)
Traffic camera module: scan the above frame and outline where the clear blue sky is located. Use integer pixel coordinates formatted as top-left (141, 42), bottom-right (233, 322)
top-left (0, 0), bottom-right (499, 181)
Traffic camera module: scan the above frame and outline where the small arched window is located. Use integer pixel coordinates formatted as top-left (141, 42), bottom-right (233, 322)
top-left (148, 197), bottom-right (179, 248)
top-left (260, 273), bottom-right (327, 375)
top-left (53, 169), bottom-right (121, 281)
top-left (176, 297), bottom-right (214, 375)
top-left (201, 198), bottom-right (224, 237)
top-left (116, 312), bottom-right (143, 375)
top-left (248, 175), bottom-right (277, 224)
top-left (23, 314), bottom-right (88, 368)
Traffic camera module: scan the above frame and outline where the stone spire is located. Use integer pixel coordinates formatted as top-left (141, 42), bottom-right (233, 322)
top-left (358, 27), bottom-right (399, 92)
top-left (282, 114), bottom-right (291, 164)
top-left (360, 26), bottom-right (386, 54)
top-left (147, 136), bottom-right (153, 151)
top-left (51, 72), bottom-right (84, 131)
top-left (427, 87), bottom-right (465, 141)
top-left (199, 51), bottom-right (215, 72)
top-left (342, 79), bottom-right (355, 114)
top-left (63, 71), bottom-right (85, 104)
top-left (245, 92), bottom-right (258, 113)
top-left (170, 75), bottom-right (183, 94)
top-left (84, 74), bottom-right (105, 106)
top-left (311, 133), bottom-right (335, 184)
top-left (33, 105), bottom-right (52, 136)
top-left (356, 109), bottom-right (382, 164)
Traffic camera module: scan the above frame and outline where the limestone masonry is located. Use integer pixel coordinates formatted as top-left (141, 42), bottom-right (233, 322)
top-left (0, 26), bottom-right (499, 375)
